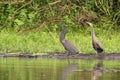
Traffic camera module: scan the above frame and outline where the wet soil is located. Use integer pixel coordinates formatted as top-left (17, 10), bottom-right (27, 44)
top-left (0, 52), bottom-right (120, 60)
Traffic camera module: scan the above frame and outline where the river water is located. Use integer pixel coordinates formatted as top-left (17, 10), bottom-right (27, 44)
top-left (0, 58), bottom-right (119, 80)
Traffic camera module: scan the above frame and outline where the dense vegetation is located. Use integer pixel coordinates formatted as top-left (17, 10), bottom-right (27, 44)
top-left (0, 0), bottom-right (120, 54)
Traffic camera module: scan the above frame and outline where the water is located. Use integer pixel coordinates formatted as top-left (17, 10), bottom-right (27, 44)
top-left (0, 58), bottom-right (120, 80)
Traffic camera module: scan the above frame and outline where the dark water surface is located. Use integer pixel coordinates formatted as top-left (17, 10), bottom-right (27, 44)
top-left (0, 58), bottom-right (119, 80)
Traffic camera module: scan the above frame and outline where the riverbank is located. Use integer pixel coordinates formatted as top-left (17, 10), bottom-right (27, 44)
top-left (0, 52), bottom-right (120, 60)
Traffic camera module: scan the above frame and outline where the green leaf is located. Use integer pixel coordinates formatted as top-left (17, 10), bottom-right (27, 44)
top-left (15, 19), bottom-right (24, 25)
top-left (28, 13), bottom-right (35, 19)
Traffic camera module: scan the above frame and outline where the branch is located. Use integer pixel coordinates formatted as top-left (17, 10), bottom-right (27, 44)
top-left (12, 0), bottom-right (34, 21)
top-left (19, 21), bottom-right (46, 34)
top-left (48, 0), bottom-right (61, 5)
top-left (0, 0), bottom-right (24, 5)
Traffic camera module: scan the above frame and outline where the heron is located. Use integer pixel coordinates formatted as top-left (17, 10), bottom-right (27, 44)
top-left (60, 25), bottom-right (79, 56)
top-left (86, 22), bottom-right (104, 55)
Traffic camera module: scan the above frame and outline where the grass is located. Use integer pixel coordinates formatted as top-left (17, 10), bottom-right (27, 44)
top-left (0, 27), bottom-right (120, 54)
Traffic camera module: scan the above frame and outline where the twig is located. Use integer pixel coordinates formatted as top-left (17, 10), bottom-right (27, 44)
top-left (48, 0), bottom-right (61, 5)
top-left (19, 21), bottom-right (46, 34)
top-left (0, 0), bottom-right (24, 5)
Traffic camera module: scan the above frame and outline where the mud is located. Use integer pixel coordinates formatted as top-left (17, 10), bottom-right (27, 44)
top-left (0, 52), bottom-right (120, 60)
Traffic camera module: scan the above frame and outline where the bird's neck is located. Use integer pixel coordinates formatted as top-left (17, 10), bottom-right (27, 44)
top-left (91, 26), bottom-right (96, 39)
top-left (60, 27), bottom-right (66, 42)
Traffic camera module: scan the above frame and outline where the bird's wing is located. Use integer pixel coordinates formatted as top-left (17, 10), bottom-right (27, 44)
top-left (96, 40), bottom-right (103, 50)
top-left (63, 40), bottom-right (79, 54)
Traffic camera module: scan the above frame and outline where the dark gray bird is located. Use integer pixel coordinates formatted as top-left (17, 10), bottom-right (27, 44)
top-left (86, 22), bottom-right (104, 55)
top-left (60, 25), bottom-right (79, 55)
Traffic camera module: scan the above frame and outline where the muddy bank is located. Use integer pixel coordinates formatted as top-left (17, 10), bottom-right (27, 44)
top-left (0, 52), bottom-right (120, 60)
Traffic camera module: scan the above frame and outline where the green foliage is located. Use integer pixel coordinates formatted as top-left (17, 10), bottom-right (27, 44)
top-left (0, 29), bottom-right (119, 54)
top-left (2, 0), bottom-right (120, 32)
top-left (94, 0), bottom-right (120, 26)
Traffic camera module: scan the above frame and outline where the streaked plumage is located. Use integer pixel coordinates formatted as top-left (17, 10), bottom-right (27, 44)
top-left (86, 22), bottom-right (104, 54)
top-left (60, 25), bottom-right (79, 55)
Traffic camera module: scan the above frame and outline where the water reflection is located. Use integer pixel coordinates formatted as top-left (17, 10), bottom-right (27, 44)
top-left (91, 60), bottom-right (103, 80)
top-left (60, 62), bottom-right (78, 80)
top-left (0, 58), bottom-right (120, 80)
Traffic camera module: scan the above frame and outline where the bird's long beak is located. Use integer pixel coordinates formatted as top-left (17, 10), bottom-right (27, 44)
top-left (86, 22), bottom-right (93, 27)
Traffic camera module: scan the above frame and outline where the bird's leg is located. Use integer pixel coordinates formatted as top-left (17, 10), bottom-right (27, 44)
top-left (65, 51), bottom-right (70, 57)
top-left (94, 51), bottom-right (99, 59)
top-left (73, 52), bottom-right (79, 58)
top-left (94, 51), bottom-right (100, 56)
top-left (64, 50), bottom-right (68, 54)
